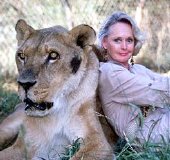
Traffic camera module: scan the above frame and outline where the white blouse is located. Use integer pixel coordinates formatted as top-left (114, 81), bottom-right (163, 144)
top-left (99, 60), bottom-right (170, 143)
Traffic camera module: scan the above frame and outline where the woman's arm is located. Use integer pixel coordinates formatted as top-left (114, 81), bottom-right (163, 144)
top-left (99, 63), bottom-right (170, 107)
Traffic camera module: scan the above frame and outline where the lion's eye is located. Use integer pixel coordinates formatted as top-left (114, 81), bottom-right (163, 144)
top-left (48, 51), bottom-right (60, 60)
top-left (18, 52), bottom-right (25, 61)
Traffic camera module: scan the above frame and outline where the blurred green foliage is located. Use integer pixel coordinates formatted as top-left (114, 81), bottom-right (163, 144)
top-left (0, 77), bottom-right (20, 121)
top-left (0, 0), bottom-right (169, 76)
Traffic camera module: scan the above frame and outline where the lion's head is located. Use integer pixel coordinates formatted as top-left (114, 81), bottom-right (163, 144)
top-left (15, 20), bottom-right (97, 117)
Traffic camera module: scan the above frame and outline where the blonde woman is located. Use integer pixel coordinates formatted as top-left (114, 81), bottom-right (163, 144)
top-left (98, 11), bottom-right (170, 144)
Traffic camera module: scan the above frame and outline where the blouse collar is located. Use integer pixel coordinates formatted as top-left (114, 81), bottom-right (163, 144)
top-left (108, 59), bottom-right (133, 71)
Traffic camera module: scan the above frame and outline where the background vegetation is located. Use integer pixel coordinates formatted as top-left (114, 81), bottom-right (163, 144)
top-left (0, 0), bottom-right (170, 76)
top-left (0, 0), bottom-right (170, 159)
top-left (0, 76), bottom-right (19, 121)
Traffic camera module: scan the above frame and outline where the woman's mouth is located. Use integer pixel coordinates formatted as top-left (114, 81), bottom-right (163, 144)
top-left (119, 53), bottom-right (128, 56)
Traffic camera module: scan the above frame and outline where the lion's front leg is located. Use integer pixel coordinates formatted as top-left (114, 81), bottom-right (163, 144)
top-left (70, 135), bottom-right (115, 160)
top-left (0, 103), bottom-right (25, 151)
top-left (0, 136), bottom-right (26, 160)
top-left (67, 102), bottom-right (115, 160)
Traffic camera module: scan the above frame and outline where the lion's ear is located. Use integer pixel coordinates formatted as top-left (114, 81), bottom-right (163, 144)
top-left (69, 24), bottom-right (96, 49)
top-left (15, 19), bottom-right (35, 46)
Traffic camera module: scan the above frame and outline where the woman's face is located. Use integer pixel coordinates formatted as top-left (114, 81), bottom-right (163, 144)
top-left (102, 22), bottom-right (135, 68)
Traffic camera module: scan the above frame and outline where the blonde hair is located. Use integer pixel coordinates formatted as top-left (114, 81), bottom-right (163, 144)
top-left (97, 11), bottom-right (146, 56)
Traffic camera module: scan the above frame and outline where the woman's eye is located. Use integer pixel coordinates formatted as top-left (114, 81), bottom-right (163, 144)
top-left (48, 51), bottom-right (60, 60)
top-left (127, 38), bottom-right (134, 43)
top-left (18, 52), bottom-right (25, 60)
top-left (113, 38), bottom-right (121, 43)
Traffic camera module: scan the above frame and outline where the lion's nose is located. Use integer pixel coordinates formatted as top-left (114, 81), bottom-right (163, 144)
top-left (18, 81), bottom-right (36, 91)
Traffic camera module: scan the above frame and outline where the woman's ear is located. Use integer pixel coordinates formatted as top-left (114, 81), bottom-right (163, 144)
top-left (102, 37), bottom-right (108, 49)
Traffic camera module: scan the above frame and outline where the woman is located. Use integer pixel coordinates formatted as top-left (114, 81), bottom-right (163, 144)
top-left (98, 11), bottom-right (170, 144)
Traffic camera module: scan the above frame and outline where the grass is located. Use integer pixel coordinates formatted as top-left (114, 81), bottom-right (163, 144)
top-left (114, 138), bottom-right (170, 160)
top-left (47, 137), bottom-right (170, 160)
top-left (60, 138), bottom-right (82, 160)
top-left (0, 76), bottom-right (20, 121)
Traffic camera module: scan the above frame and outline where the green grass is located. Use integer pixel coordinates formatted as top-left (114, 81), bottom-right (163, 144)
top-left (115, 138), bottom-right (170, 160)
top-left (44, 137), bottom-right (170, 160)
top-left (60, 138), bottom-right (82, 160)
top-left (0, 76), bottom-right (20, 121)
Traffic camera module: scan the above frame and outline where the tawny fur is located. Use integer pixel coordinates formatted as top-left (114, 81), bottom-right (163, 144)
top-left (0, 20), bottom-right (116, 160)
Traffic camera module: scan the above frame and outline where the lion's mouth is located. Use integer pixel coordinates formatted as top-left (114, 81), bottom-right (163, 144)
top-left (24, 98), bottom-right (53, 111)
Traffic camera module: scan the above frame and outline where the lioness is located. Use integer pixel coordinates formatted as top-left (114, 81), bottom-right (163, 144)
top-left (0, 20), bottom-right (115, 160)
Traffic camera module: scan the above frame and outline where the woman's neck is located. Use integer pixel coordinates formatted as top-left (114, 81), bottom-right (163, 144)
top-left (109, 59), bottom-right (130, 69)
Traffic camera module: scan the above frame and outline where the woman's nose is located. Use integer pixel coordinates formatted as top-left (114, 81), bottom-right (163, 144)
top-left (121, 41), bottom-right (127, 49)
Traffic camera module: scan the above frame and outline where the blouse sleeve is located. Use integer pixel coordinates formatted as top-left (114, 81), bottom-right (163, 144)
top-left (99, 63), bottom-right (170, 108)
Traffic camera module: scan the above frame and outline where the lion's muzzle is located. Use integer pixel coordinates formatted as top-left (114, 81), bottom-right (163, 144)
top-left (18, 80), bottom-right (37, 93)
top-left (24, 98), bottom-right (53, 111)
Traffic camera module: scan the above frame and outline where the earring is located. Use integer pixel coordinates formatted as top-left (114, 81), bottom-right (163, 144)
top-left (103, 48), bottom-right (109, 61)
top-left (130, 56), bottom-right (134, 65)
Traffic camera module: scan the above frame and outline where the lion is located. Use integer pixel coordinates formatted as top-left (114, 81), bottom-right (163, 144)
top-left (0, 20), bottom-right (116, 160)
